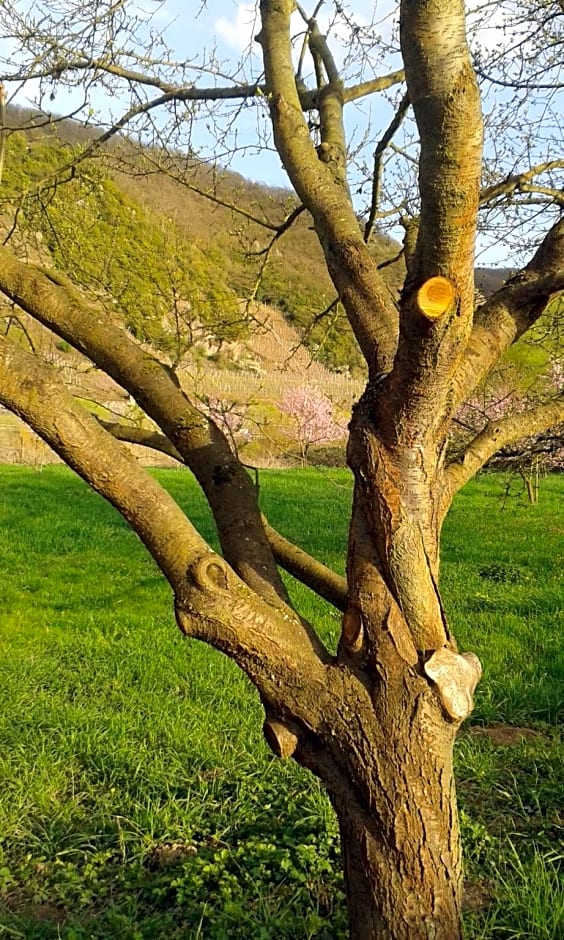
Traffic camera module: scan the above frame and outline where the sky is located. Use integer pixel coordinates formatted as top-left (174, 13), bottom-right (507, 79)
top-left (148, 1), bottom-right (537, 265)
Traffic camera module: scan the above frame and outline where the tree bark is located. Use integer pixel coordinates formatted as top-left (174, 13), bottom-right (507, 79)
top-left (292, 653), bottom-right (466, 940)
top-left (332, 717), bottom-right (462, 940)
top-left (299, 400), bottom-right (480, 938)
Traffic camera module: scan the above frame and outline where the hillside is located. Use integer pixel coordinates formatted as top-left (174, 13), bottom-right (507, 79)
top-left (0, 110), bottom-right (371, 463)
top-left (0, 107), bottom-right (537, 468)
top-left (1, 106), bottom-right (406, 376)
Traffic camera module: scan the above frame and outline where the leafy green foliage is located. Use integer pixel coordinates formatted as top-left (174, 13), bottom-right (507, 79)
top-left (0, 121), bottom-right (402, 374)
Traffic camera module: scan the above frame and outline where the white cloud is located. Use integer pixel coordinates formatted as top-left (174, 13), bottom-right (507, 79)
top-left (213, 2), bottom-right (371, 57)
top-left (215, 3), bottom-right (259, 52)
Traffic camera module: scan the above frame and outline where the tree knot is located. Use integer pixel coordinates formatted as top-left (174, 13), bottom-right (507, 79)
top-left (190, 554), bottom-right (231, 594)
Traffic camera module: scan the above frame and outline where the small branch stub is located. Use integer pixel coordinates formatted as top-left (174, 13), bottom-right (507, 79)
top-left (263, 719), bottom-right (299, 759)
top-left (341, 606), bottom-right (363, 652)
top-left (424, 648), bottom-right (482, 722)
top-left (192, 555), bottom-right (231, 593)
top-left (416, 276), bottom-right (456, 320)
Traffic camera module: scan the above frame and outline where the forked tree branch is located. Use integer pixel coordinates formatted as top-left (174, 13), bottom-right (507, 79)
top-left (480, 160), bottom-right (564, 207)
top-left (100, 418), bottom-right (348, 611)
top-left (2, 59), bottom-right (405, 109)
top-left (258, 0), bottom-right (399, 376)
top-left (0, 333), bottom-right (208, 590)
top-left (8, 66), bottom-right (404, 237)
top-left (0, 331), bottom-right (331, 704)
top-left (0, 247), bottom-right (287, 606)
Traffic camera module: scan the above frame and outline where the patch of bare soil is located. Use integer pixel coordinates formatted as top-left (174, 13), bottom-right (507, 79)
top-left (468, 724), bottom-right (546, 746)
top-left (147, 841), bottom-right (198, 870)
top-left (27, 901), bottom-right (67, 923)
top-left (463, 879), bottom-right (493, 912)
top-left (2, 898), bottom-right (68, 924)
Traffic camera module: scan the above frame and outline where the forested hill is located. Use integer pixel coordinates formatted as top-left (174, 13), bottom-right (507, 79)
top-left (0, 107), bottom-right (408, 376)
top-left (1, 107), bottom-right (514, 381)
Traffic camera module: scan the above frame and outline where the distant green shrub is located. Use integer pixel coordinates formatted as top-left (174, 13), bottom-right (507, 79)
top-left (478, 563), bottom-right (528, 584)
top-left (304, 443), bottom-right (347, 467)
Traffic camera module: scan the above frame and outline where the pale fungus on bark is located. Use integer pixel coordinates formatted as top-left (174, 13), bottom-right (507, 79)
top-left (416, 276), bottom-right (457, 320)
top-left (424, 648), bottom-right (482, 722)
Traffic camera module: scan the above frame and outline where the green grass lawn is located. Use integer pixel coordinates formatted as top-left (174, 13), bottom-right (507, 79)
top-left (0, 466), bottom-right (562, 939)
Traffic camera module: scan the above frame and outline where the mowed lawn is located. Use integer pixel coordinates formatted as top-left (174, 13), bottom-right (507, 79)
top-left (0, 466), bottom-right (562, 939)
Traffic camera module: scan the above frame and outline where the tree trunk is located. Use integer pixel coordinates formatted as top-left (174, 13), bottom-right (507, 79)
top-left (295, 403), bottom-right (478, 939)
top-left (332, 711), bottom-right (462, 940)
top-left (521, 469), bottom-right (538, 504)
top-left (296, 658), bottom-right (463, 940)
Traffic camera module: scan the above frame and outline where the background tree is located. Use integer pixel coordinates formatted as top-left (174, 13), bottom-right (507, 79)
top-left (453, 362), bottom-right (563, 502)
top-left (0, 2), bottom-right (563, 938)
top-left (279, 385), bottom-right (345, 464)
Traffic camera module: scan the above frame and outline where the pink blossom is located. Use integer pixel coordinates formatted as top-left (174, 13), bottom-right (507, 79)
top-left (201, 396), bottom-right (251, 455)
top-left (279, 386), bottom-right (346, 464)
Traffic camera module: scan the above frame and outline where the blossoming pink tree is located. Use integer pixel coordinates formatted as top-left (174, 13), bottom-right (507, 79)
top-left (199, 396), bottom-right (251, 458)
top-left (279, 386), bottom-right (346, 465)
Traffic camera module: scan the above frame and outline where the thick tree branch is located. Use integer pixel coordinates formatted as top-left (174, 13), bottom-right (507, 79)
top-left (2, 55), bottom-right (265, 101)
top-left (453, 217), bottom-right (564, 410)
top-left (343, 70), bottom-right (406, 103)
top-left (0, 333), bottom-right (206, 591)
top-left (444, 396), bottom-right (564, 500)
top-left (383, 0), bottom-right (483, 438)
top-left (0, 247), bottom-right (288, 606)
top-left (100, 417), bottom-right (348, 611)
top-left (98, 418), bottom-right (182, 461)
top-left (258, 0), bottom-right (399, 376)
top-left (261, 517), bottom-right (348, 612)
top-left (0, 331), bottom-right (330, 706)
top-left (3, 51), bottom-right (405, 108)
top-left (400, 0), bottom-right (482, 287)
top-left (346, 437), bottom-right (450, 654)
